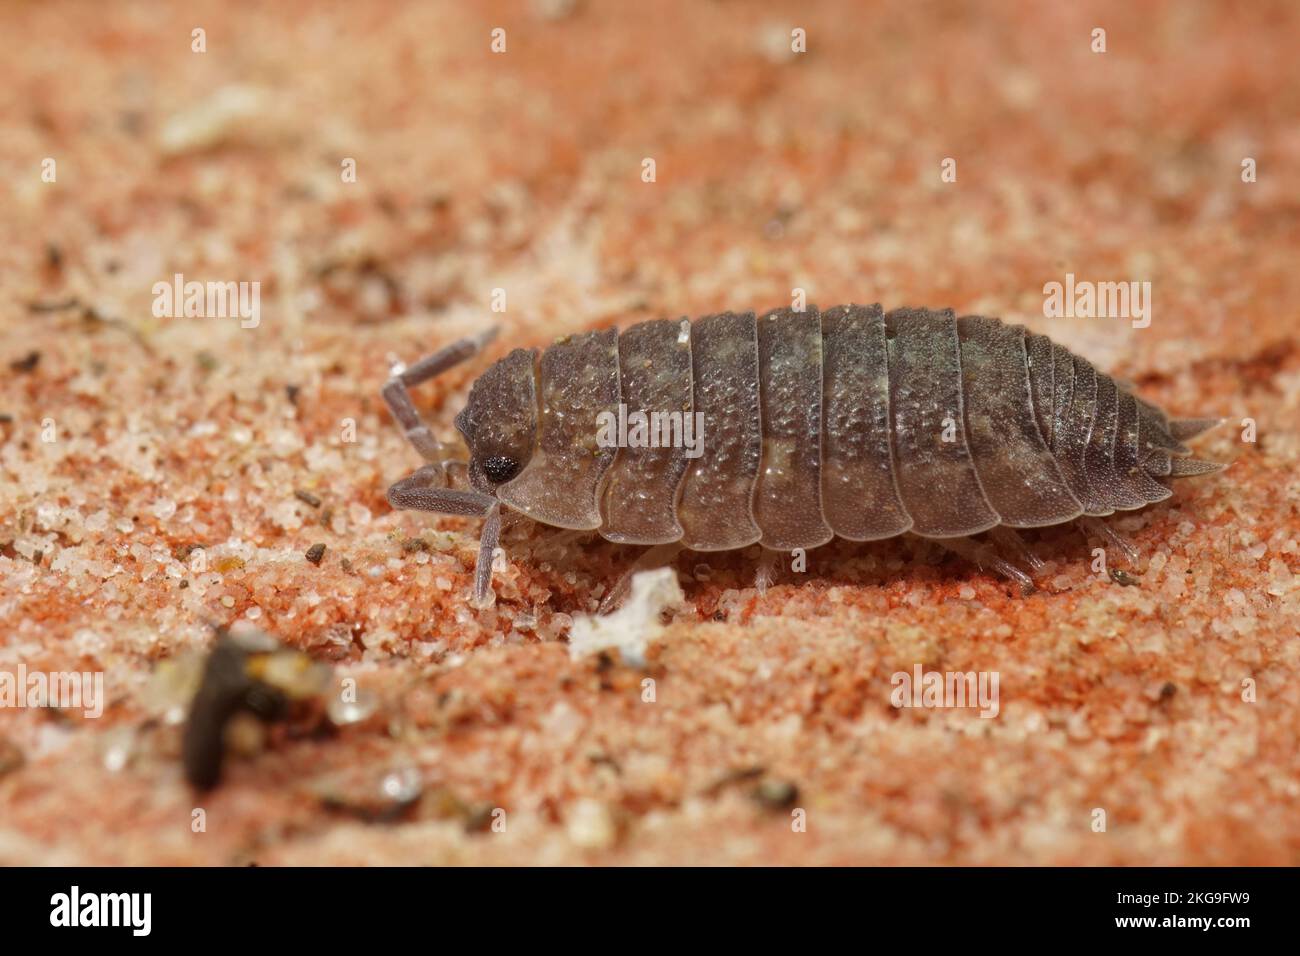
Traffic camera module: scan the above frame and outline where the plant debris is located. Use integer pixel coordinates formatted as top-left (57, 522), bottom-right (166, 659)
top-left (0, 737), bottom-right (24, 778)
top-left (1109, 568), bottom-right (1142, 587)
top-left (182, 629), bottom-right (331, 789)
top-left (9, 351), bottom-right (40, 373)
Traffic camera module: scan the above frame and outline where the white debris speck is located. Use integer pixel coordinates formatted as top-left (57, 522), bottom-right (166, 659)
top-left (101, 727), bottom-right (136, 773)
top-left (566, 798), bottom-right (616, 849)
top-left (756, 23), bottom-right (799, 64)
top-left (566, 567), bottom-right (683, 667)
top-left (159, 85), bottom-right (272, 156)
top-left (380, 767), bottom-right (422, 804)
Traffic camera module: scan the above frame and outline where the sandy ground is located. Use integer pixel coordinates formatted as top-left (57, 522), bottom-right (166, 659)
top-left (1, 0), bottom-right (1298, 865)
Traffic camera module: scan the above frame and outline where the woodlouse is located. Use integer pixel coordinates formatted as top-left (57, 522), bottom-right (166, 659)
top-left (382, 305), bottom-right (1223, 604)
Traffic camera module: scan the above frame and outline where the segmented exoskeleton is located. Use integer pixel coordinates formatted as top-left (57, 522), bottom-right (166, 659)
top-left (382, 305), bottom-right (1223, 604)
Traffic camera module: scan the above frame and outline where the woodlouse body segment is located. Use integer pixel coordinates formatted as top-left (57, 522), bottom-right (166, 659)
top-left (1048, 344), bottom-right (1076, 466)
top-left (496, 329), bottom-right (620, 529)
top-left (598, 318), bottom-right (694, 544)
top-left (886, 308), bottom-right (1000, 537)
top-left (1063, 356), bottom-right (1101, 512)
top-left (819, 304), bottom-right (913, 540)
top-left (956, 316), bottom-right (1082, 527)
top-left (675, 312), bottom-right (764, 551)
top-left (1084, 374), bottom-right (1136, 512)
top-left (386, 303), bottom-right (1224, 605)
top-left (1024, 331), bottom-right (1057, 448)
top-left (754, 307), bottom-right (833, 550)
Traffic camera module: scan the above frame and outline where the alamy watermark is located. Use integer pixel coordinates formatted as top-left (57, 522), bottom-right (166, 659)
top-left (1043, 273), bottom-right (1151, 329)
top-left (596, 404), bottom-right (705, 459)
top-left (152, 272), bottom-right (261, 328)
top-left (890, 665), bottom-right (1000, 718)
top-left (50, 886), bottom-right (151, 936)
top-left (1, 665), bottom-right (104, 718)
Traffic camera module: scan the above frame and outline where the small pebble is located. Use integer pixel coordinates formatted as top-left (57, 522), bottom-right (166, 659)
top-left (305, 543), bottom-right (327, 566)
top-left (294, 489), bottom-right (322, 508)
top-left (752, 778), bottom-right (800, 809)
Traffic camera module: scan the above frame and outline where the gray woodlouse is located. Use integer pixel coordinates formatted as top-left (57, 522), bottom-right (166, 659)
top-left (382, 305), bottom-right (1223, 605)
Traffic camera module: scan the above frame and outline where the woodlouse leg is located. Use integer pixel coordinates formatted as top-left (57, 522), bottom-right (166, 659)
top-left (535, 528), bottom-right (591, 556)
top-left (472, 503), bottom-right (503, 609)
top-left (499, 509), bottom-right (531, 536)
top-left (598, 543), bottom-right (682, 615)
top-left (935, 537), bottom-right (1036, 594)
top-left (754, 548), bottom-right (781, 596)
top-left (1078, 516), bottom-right (1139, 564)
top-left (386, 467), bottom-right (499, 515)
top-left (386, 471), bottom-right (503, 606)
top-left (987, 526), bottom-right (1045, 573)
top-left (382, 328), bottom-right (498, 469)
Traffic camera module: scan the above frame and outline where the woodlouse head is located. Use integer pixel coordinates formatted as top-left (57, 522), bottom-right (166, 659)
top-left (454, 347), bottom-right (539, 492)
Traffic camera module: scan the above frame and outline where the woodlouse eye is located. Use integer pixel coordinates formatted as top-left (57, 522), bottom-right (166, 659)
top-left (482, 455), bottom-right (520, 484)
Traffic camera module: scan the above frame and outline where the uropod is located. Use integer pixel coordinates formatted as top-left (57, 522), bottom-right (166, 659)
top-left (382, 305), bottom-right (1223, 605)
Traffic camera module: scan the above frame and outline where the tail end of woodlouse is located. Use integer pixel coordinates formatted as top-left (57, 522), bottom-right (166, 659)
top-left (1144, 416), bottom-right (1227, 481)
top-left (1143, 449), bottom-right (1227, 479)
top-left (1168, 416), bottom-right (1227, 441)
top-left (1167, 458), bottom-right (1228, 478)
